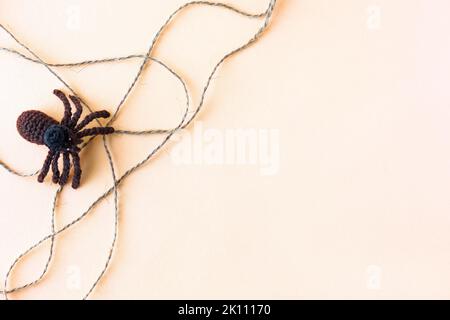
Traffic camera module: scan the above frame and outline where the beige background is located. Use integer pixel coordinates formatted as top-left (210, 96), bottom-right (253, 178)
top-left (1, 0), bottom-right (450, 299)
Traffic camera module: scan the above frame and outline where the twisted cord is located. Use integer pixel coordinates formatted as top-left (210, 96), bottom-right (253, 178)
top-left (0, 0), bottom-right (277, 299)
top-left (108, 0), bottom-right (271, 125)
top-left (0, 187), bottom-right (61, 295)
top-left (0, 21), bottom-right (119, 300)
top-left (0, 49), bottom-right (190, 294)
top-left (0, 0), bottom-right (276, 174)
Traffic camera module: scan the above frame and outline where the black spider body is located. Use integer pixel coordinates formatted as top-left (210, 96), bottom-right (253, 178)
top-left (44, 125), bottom-right (74, 152)
top-left (17, 90), bottom-right (115, 189)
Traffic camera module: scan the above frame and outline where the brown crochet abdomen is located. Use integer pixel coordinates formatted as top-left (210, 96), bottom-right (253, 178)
top-left (17, 110), bottom-right (58, 145)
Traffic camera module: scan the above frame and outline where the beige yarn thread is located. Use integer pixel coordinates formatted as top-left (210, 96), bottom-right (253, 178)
top-left (0, 0), bottom-right (277, 299)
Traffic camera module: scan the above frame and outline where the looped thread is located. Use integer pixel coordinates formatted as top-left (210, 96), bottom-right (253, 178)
top-left (0, 0), bottom-right (277, 299)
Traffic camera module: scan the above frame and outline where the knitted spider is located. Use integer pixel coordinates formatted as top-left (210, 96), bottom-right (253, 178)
top-left (16, 90), bottom-right (115, 189)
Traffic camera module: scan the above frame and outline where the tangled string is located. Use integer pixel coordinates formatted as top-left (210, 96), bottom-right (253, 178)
top-left (0, 0), bottom-right (277, 299)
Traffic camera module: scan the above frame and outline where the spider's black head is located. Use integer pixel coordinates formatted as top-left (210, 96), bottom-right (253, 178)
top-left (44, 125), bottom-right (71, 152)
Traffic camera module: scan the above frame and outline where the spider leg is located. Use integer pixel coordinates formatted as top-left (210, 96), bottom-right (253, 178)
top-left (59, 152), bottom-right (71, 186)
top-left (74, 111), bottom-right (111, 132)
top-left (53, 90), bottom-right (72, 126)
top-left (38, 150), bottom-right (55, 183)
top-left (51, 152), bottom-right (61, 184)
top-left (68, 95), bottom-right (83, 129)
top-left (69, 150), bottom-right (82, 189)
top-left (77, 127), bottom-right (115, 138)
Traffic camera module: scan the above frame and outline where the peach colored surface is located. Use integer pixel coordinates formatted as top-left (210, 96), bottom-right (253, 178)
top-left (1, 0), bottom-right (450, 300)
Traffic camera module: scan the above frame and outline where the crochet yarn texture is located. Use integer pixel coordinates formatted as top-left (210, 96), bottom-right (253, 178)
top-left (17, 89), bottom-right (115, 189)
